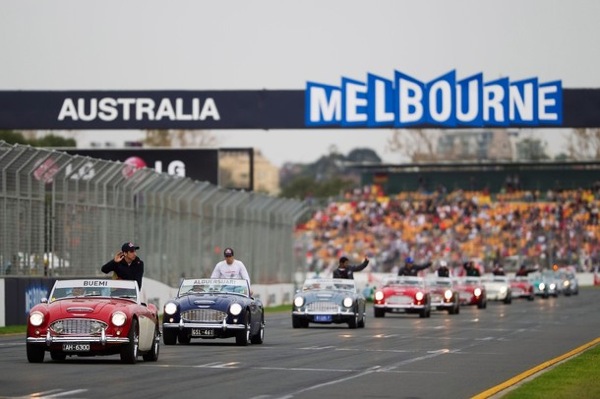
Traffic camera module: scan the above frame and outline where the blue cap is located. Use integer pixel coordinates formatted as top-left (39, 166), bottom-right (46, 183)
top-left (405, 257), bottom-right (413, 264)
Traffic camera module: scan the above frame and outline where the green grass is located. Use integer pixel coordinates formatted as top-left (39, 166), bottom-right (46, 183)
top-left (500, 344), bottom-right (600, 398)
top-left (0, 325), bottom-right (26, 334)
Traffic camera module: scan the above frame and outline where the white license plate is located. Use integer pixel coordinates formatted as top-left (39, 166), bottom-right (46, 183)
top-left (63, 343), bottom-right (90, 352)
top-left (192, 328), bottom-right (214, 337)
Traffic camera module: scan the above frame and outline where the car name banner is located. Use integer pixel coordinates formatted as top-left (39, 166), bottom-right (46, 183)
top-left (1, 71), bottom-right (600, 129)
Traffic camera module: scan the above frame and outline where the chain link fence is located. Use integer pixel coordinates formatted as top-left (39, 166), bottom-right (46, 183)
top-left (0, 141), bottom-right (308, 287)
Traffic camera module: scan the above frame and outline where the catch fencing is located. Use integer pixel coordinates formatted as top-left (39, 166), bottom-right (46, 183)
top-left (0, 141), bottom-right (308, 287)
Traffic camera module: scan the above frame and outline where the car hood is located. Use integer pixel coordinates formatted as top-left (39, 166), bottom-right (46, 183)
top-left (45, 298), bottom-right (123, 320)
top-left (298, 290), bottom-right (350, 302)
top-left (382, 286), bottom-right (422, 296)
top-left (177, 294), bottom-right (246, 311)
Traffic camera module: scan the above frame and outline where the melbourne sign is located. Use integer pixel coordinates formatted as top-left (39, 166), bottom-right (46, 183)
top-left (305, 70), bottom-right (562, 127)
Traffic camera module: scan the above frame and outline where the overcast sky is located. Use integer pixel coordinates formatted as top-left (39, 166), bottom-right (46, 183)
top-left (2, 0), bottom-right (599, 166)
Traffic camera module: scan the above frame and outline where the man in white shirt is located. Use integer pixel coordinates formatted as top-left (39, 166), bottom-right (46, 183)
top-left (211, 248), bottom-right (252, 292)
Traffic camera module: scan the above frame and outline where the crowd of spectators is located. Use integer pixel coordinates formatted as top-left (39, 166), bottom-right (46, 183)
top-left (295, 185), bottom-right (600, 277)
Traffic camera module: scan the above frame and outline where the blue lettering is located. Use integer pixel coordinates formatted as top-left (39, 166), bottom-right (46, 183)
top-left (305, 70), bottom-right (563, 128)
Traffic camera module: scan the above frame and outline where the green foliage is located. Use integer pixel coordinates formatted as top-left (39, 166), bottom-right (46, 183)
top-left (0, 130), bottom-right (29, 144)
top-left (0, 131), bottom-right (76, 147)
top-left (279, 175), bottom-right (353, 200)
top-left (36, 134), bottom-right (76, 147)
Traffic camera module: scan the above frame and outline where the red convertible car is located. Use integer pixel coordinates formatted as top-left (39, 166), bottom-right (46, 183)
top-left (455, 276), bottom-right (487, 309)
top-left (426, 277), bottom-right (460, 315)
top-left (26, 279), bottom-right (160, 364)
top-left (373, 276), bottom-right (431, 318)
top-left (510, 276), bottom-right (535, 301)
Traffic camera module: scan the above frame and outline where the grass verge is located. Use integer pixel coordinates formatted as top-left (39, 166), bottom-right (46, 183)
top-left (500, 343), bottom-right (600, 398)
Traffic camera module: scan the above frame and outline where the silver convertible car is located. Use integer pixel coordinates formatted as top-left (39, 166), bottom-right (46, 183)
top-left (292, 278), bottom-right (366, 329)
top-left (162, 278), bottom-right (264, 346)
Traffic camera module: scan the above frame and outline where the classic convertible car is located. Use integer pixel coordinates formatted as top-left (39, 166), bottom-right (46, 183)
top-left (510, 276), bottom-right (535, 301)
top-left (373, 276), bottom-right (431, 318)
top-left (292, 278), bottom-right (366, 328)
top-left (455, 276), bottom-right (487, 308)
top-left (162, 278), bottom-right (264, 346)
top-left (426, 277), bottom-right (460, 315)
top-left (26, 279), bottom-right (160, 364)
top-left (482, 275), bottom-right (512, 304)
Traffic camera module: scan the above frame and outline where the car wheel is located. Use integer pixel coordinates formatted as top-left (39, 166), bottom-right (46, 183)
top-left (120, 318), bottom-right (139, 364)
top-left (236, 311), bottom-right (251, 346)
top-left (358, 313), bottom-right (366, 328)
top-left (50, 351), bottom-right (66, 361)
top-left (26, 343), bottom-right (45, 363)
top-left (348, 313), bottom-right (358, 329)
top-left (251, 314), bottom-right (265, 344)
top-left (374, 308), bottom-right (385, 318)
top-left (143, 325), bottom-right (160, 361)
top-left (163, 328), bottom-right (177, 345)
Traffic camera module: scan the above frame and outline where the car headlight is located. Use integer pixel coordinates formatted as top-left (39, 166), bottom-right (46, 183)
top-left (230, 303), bottom-right (242, 316)
top-left (343, 297), bottom-right (353, 308)
top-left (415, 292), bottom-right (424, 301)
top-left (294, 296), bottom-right (305, 307)
top-left (111, 311), bottom-right (127, 327)
top-left (563, 280), bottom-right (570, 287)
top-left (474, 288), bottom-right (482, 296)
top-left (539, 283), bottom-right (546, 290)
top-left (500, 287), bottom-right (507, 294)
top-left (374, 291), bottom-right (384, 301)
top-left (444, 290), bottom-right (453, 300)
top-left (550, 283), bottom-right (556, 290)
top-left (29, 311), bottom-right (44, 327)
top-left (164, 302), bottom-right (178, 315)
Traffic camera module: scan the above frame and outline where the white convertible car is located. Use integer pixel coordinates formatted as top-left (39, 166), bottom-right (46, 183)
top-left (482, 275), bottom-right (512, 304)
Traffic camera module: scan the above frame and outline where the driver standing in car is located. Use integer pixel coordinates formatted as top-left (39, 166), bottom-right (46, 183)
top-left (211, 247), bottom-right (252, 294)
top-left (101, 242), bottom-right (144, 290)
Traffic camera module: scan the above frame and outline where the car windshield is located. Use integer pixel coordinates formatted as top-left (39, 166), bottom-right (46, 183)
top-left (384, 277), bottom-right (424, 288)
top-left (179, 278), bottom-right (250, 297)
top-left (49, 279), bottom-right (138, 302)
top-left (463, 277), bottom-right (482, 286)
top-left (302, 278), bottom-right (356, 292)
top-left (428, 278), bottom-right (452, 287)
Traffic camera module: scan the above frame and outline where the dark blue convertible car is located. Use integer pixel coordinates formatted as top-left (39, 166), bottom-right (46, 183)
top-left (162, 278), bottom-right (264, 346)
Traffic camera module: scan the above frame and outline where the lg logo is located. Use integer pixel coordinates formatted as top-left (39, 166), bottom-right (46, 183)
top-left (65, 157), bottom-right (186, 180)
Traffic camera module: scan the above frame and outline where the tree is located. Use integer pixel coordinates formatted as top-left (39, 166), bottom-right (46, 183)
top-left (143, 129), bottom-right (218, 147)
top-left (0, 130), bottom-right (76, 147)
top-left (0, 130), bottom-right (28, 145)
top-left (387, 129), bottom-right (439, 162)
top-left (567, 128), bottom-right (600, 160)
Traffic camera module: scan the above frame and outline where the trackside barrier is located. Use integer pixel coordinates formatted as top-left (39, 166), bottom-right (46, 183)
top-left (0, 142), bottom-right (309, 288)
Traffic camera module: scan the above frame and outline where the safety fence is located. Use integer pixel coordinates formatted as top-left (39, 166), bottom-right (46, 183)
top-left (0, 141), bottom-right (309, 287)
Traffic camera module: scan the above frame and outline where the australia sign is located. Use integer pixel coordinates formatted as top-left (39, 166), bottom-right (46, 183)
top-left (0, 70), bottom-right (598, 129)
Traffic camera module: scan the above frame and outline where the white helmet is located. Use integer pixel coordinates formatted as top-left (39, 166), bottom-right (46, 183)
top-left (439, 260), bottom-right (448, 267)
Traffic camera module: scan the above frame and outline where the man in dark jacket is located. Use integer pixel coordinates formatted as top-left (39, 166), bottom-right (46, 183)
top-left (463, 261), bottom-right (481, 277)
top-left (333, 256), bottom-right (369, 279)
top-left (397, 257), bottom-right (432, 276)
top-left (101, 242), bottom-right (144, 289)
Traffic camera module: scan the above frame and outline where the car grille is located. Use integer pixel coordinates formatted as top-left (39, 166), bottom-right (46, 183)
top-left (388, 295), bottom-right (412, 304)
top-left (50, 318), bottom-right (108, 334)
top-left (306, 301), bottom-right (338, 312)
top-left (182, 309), bottom-right (226, 322)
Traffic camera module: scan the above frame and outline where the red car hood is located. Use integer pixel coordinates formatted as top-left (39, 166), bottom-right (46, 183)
top-left (382, 286), bottom-right (422, 296)
top-left (44, 298), bottom-right (125, 320)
